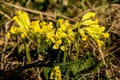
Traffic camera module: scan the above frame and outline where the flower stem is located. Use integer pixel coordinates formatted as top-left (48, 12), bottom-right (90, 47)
top-left (76, 34), bottom-right (80, 61)
top-left (37, 40), bottom-right (40, 54)
top-left (25, 42), bottom-right (31, 63)
top-left (63, 49), bottom-right (67, 63)
top-left (63, 41), bottom-right (67, 63)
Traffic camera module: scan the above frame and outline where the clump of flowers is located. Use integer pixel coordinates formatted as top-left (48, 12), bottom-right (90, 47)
top-left (77, 12), bottom-right (109, 47)
top-left (51, 19), bottom-right (75, 51)
top-left (50, 66), bottom-right (62, 80)
top-left (7, 10), bottom-right (30, 39)
top-left (7, 10), bottom-right (55, 43)
top-left (7, 10), bottom-right (75, 51)
top-left (7, 10), bottom-right (109, 51)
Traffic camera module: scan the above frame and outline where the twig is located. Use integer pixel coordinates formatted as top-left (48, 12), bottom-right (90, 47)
top-left (2, 1), bottom-right (76, 22)
top-left (107, 20), bottom-right (116, 33)
top-left (4, 43), bottom-right (17, 61)
top-left (110, 53), bottom-right (120, 64)
top-left (98, 47), bottom-right (112, 79)
top-left (2, 1), bottom-right (53, 17)
top-left (3, 20), bottom-right (13, 52)
top-left (26, 0), bottom-right (31, 7)
top-left (0, 10), bottom-right (11, 20)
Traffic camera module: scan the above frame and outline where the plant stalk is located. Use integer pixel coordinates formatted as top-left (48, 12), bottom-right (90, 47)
top-left (25, 42), bottom-right (31, 63)
top-left (76, 35), bottom-right (80, 61)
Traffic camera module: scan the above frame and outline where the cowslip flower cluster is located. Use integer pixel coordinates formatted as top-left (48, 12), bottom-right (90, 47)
top-left (7, 10), bottom-right (109, 52)
top-left (51, 19), bottom-right (75, 50)
top-left (7, 10), bottom-right (75, 51)
top-left (50, 66), bottom-right (62, 80)
top-left (29, 21), bottom-right (55, 42)
top-left (7, 10), bottom-right (55, 43)
top-left (7, 10), bottom-right (30, 39)
top-left (77, 12), bottom-right (109, 47)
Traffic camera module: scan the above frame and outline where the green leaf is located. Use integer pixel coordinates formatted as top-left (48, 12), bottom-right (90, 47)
top-left (43, 67), bottom-right (51, 80)
top-left (71, 63), bottom-right (80, 75)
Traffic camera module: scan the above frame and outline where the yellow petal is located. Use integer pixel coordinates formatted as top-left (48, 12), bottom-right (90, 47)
top-left (21, 32), bottom-right (26, 38)
top-left (97, 40), bottom-right (104, 47)
top-left (53, 43), bottom-right (59, 49)
top-left (16, 10), bottom-right (22, 15)
top-left (54, 66), bottom-right (60, 71)
top-left (31, 21), bottom-right (41, 33)
top-left (82, 19), bottom-right (98, 25)
top-left (82, 12), bottom-right (95, 21)
top-left (50, 72), bottom-right (54, 79)
top-left (60, 46), bottom-right (65, 51)
top-left (100, 26), bottom-right (105, 32)
top-left (102, 33), bottom-right (109, 38)
top-left (10, 26), bottom-right (18, 34)
top-left (82, 35), bottom-right (87, 41)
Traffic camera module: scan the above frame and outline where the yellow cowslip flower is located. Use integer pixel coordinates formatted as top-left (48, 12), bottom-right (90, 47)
top-left (50, 66), bottom-right (62, 80)
top-left (82, 35), bottom-right (87, 41)
top-left (60, 24), bottom-right (66, 31)
top-left (56, 30), bottom-right (67, 38)
top-left (60, 46), bottom-right (65, 51)
top-left (47, 22), bottom-right (54, 30)
top-left (57, 19), bottom-right (64, 24)
top-left (53, 43), bottom-right (60, 49)
top-left (10, 26), bottom-right (18, 34)
top-left (83, 27), bottom-right (99, 36)
top-left (82, 19), bottom-right (98, 25)
top-left (17, 10), bottom-right (30, 27)
top-left (22, 12), bottom-right (30, 27)
top-left (13, 16), bottom-right (22, 27)
top-left (55, 69), bottom-right (61, 78)
top-left (13, 10), bottom-right (30, 31)
top-left (89, 24), bottom-right (99, 28)
top-left (40, 21), bottom-right (47, 26)
top-left (67, 28), bottom-right (73, 34)
top-left (50, 72), bottom-right (54, 79)
top-left (102, 32), bottom-right (109, 38)
top-left (54, 66), bottom-right (62, 80)
top-left (21, 32), bottom-right (27, 38)
top-left (64, 20), bottom-right (69, 27)
top-left (39, 21), bottom-right (54, 35)
top-left (67, 29), bottom-right (75, 37)
top-left (97, 40), bottom-right (104, 47)
top-left (53, 40), bottom-right (62, 49)
top-left (58, 20), bottom-right (70, 32)
top-left (82, 12), bottom-right (95, 21)
top-left (31, 20), bottom-right (41, 33)
top-left (46, 31), bottom-right (55, 41)
top-left (47, 34), bottom-right (55, 42)
top-left (54, 66), bottom-right (60, 71)
top-left (57, 19), bottom-right (68, 31)
top-left (16, 10), bottom-right (30, 27)
top-left (82, 26), bottom-right (103, 40)
top-left (100, 26), bottom-right (105, 32)
top-left (82, 25), bottom-right (106, 41)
